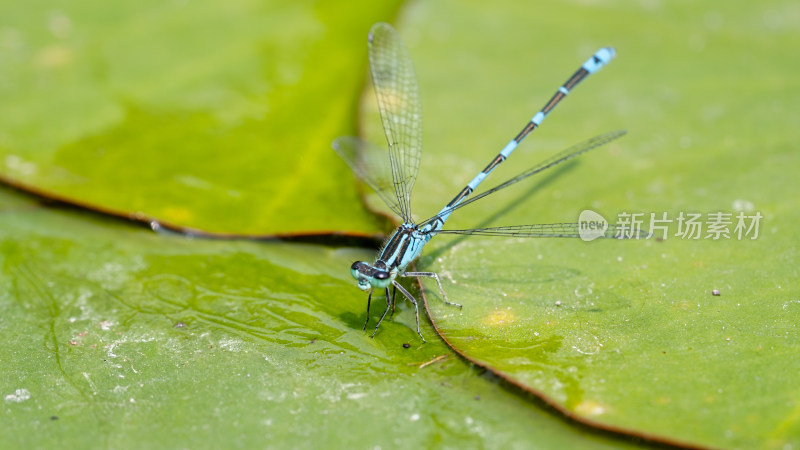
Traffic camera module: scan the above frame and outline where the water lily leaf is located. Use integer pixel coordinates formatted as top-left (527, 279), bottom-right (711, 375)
top-left (350, 2), bottom-right (799, 448)
top-left (0, 0), bottom-right (399, 235)
top-left (0, 188), bottom-right (653, 448)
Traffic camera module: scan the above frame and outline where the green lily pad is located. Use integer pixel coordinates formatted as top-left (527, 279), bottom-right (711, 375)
top-left (349, 2), bottom-right (799, 448)
top-left (0, 187), bottom-right (657, 448)
top-left (0, 0), bottom-right (399, 235)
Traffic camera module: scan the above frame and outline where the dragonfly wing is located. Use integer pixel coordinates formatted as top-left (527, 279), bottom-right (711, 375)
top-left (332, 136), bottom-right (407, 218)
top-left (435, 223), bottom-right (650, 239)
top-left (368, 22), bottom-right (422, 223)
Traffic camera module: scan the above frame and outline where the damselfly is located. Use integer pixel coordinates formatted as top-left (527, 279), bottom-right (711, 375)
top-left (333, 23), bottom-right (630, 342)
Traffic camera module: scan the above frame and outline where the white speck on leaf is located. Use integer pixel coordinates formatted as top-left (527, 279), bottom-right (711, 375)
top-left (4, 388), bottom-right (31, 403)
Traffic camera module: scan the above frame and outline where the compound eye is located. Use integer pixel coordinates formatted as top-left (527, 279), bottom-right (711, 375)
top-left (374, 270), bottom-right (389, 280)
top-left (350, 261), bottom-right (368, 279)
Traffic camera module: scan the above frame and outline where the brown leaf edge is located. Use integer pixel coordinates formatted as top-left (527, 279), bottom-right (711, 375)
top-left (0, 173), bottom-right (387, 248)
top-left (422, 292), bottom-right (714, 450)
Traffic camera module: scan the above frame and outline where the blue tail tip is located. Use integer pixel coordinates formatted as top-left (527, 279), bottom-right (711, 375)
top-left (597, 47), bottom-right (616, 62)
top-left (583, 47), bottom-right (616, 73)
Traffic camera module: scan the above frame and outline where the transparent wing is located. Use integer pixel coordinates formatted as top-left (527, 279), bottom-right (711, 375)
top-left (418, 130), bottom-right (626, 227)
top-left (332, 136), bottom-right (407, 218)
top-left (435, 223), bottom-right (650, 239)
top-left (368, 22), bottom-right (422, 223)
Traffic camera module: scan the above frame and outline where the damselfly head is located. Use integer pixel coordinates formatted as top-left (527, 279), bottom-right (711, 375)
top-left (350, 261), bottom-right (371, 291)
top-left (350, 261), bottom-right (392, 290)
